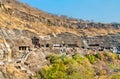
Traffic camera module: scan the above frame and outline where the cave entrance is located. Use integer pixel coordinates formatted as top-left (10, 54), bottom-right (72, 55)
top-left (19, 46), bottom-right (30, 51)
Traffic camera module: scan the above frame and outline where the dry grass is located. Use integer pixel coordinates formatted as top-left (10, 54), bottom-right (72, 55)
top-left (0, 2), bottom-right (120, 36)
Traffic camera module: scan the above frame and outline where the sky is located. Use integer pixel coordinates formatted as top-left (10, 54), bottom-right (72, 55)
top-left (20, 0), bottom-right (120, 23)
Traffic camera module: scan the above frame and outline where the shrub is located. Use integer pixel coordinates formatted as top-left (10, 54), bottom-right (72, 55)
top-left (73, 53), bottom-right (85, 64)
top-left (95, 53), bottom-right (103, 60)
top-left (39, 63), bottom-right (66, 79)
top-left (100, 69), bottom-right (107, 76)
top-left (104, 52), bottom-right (111, 58)
top-left (46, 54), bottom-right (60, 64)
top-left (86, 54), bottom-right (96, 64)
top-left (111, 54), bottom-right (119, 60)
top-left (109, 63), bottom-right (116, 69)
top-left (110, 73), bottom-right (120, 79)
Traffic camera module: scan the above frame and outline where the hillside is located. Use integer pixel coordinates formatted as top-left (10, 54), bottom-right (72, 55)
top-left (0, 0), bottom-right (120, 36)
top-left (0, 0), bottom-right (120, 79)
